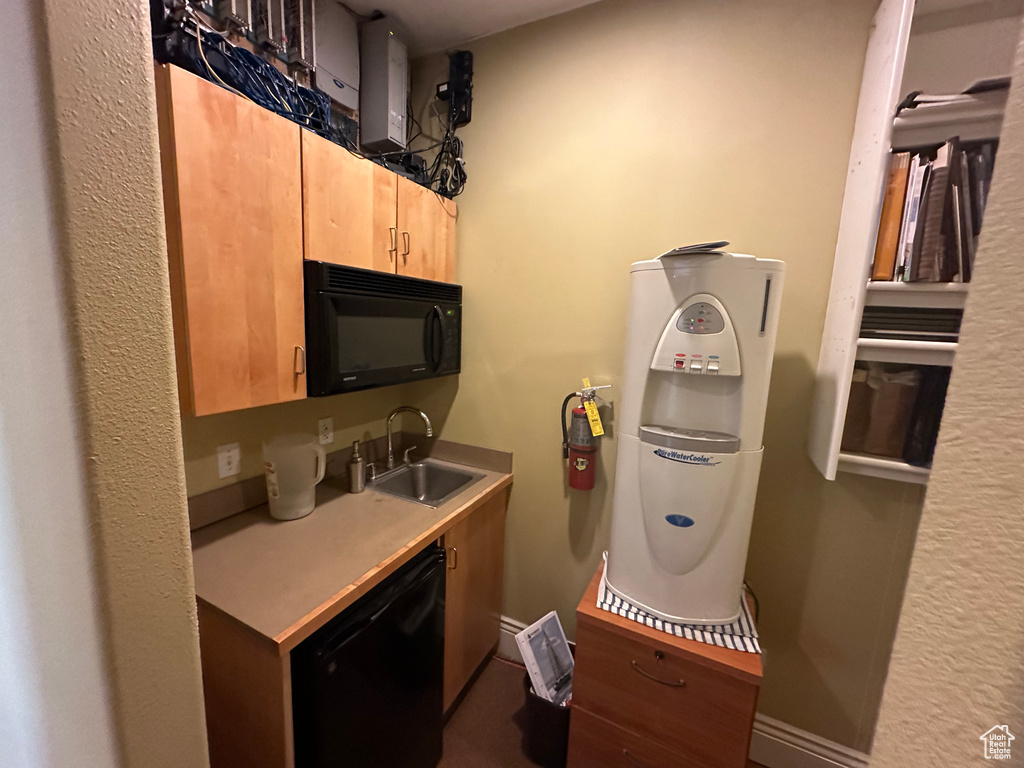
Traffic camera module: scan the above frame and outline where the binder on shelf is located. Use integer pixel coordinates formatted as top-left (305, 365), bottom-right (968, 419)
top-left (910, 138), bottom-right (956, 283)
top-left (870, 152), bottom-right (911, 281)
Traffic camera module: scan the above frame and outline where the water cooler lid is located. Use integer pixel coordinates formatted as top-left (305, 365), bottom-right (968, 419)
top-left (639, 425), bottom-right (740, 454)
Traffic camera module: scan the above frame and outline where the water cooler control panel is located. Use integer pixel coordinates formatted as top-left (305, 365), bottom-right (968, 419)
top-left (650, 294), bottom-right (741, 376)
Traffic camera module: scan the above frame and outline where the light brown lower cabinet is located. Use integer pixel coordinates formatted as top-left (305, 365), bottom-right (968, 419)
top-left (442, 489), bottom-right (509, 710)
top-left (197, 486), bottom-right (508, 768)
top-left (568, 566), bottom-right (762, 768)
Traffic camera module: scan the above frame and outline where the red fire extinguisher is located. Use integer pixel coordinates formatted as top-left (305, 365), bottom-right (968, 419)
top-left (561, 382), bottom-right (609, 491)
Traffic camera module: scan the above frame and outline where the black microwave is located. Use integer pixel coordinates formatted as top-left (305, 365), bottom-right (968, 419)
top-left (303, 261), bottom-right (462, 397)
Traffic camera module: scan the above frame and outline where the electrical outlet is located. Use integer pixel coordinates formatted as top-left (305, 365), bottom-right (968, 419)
top-left (217, 443), bottom-right (241, 479)
top-left (318, 417), bottom-right (334, 445)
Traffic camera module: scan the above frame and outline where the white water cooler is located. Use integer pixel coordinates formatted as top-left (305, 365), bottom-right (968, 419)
top-left (606, 245), bottom-right (784, 625)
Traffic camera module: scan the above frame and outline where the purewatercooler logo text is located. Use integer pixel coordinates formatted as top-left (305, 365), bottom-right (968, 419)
top-left (653, 448), bottom-right (720, 466)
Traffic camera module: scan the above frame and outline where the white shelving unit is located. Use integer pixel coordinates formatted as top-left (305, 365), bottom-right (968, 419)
top-left (855, 338), bottom-right (957, 366)
top-left (807, 0), bottom-right (1006, 485)
top-left (864, 280), bottom-right (969, 309)
top-left (836, 452), bottom-right (931, 485)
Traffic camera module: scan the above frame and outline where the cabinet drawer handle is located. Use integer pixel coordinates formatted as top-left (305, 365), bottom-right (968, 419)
top-left (294, 345), bottom-right (306, 375)
top-left (389, 227), bottom-right (398, 261)
top-left (447, 546), bottom-right (457, 569)
top-left (630, 659), bottom-right (686, 687)
top-left (401, 230), bottom-right (410, 261)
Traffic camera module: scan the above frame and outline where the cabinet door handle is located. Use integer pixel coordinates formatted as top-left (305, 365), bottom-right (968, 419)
top-left (401, 230), bottom-right (411, 261)
top-left (622, 749), bottom-right (648, 767)
top-left (294, 345), bottom-right (306, 375)
top-left (447, 546), bottom-right (457, 569)
top-left (630, 659), bottom-right (685, 687)
top-left (389, 227), bottom-right (398, 261)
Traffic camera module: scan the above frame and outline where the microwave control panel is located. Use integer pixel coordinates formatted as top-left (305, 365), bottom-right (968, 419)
top-left (439, 305), bottom-right (461, 372)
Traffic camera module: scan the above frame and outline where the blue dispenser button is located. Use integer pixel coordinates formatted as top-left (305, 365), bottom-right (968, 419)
top-left (665, 514), bottom-right (695, 528)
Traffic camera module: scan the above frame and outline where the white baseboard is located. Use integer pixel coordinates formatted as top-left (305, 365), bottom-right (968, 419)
top-left (497, 615), bottom-right (527, 663)
top-left (500, 616), bottom-right (868, 768)
top-left (750, 714), bottom-right (869, 768)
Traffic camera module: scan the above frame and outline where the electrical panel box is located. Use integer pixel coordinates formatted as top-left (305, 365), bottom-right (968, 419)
top-left (254, 0), bottom-right (287, 52)
top-left (285, 0), bottom-right (315, 69)
top-left (360, 17), bottom-right (408, 152)
top-left (214, 0), bottom-right (251, 30)
top-left (313, 0), bottom-right (359, 111)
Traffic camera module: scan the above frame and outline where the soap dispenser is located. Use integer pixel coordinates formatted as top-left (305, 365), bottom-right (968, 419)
top-left (349, 441), bottom-right (366, 493)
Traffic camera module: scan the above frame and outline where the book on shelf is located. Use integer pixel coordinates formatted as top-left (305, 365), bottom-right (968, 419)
top-left (870, 137), bottom-right (997, 284)
top-left (896, 155), bottom-right (930, 281)
top-left (870, 152), bottom-right (910, 280)
top-left (910, 138), bottom-right (955, 283)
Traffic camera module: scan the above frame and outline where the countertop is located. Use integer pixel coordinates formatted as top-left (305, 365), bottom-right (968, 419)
top-left (191, 448), bottom-right (512, 655)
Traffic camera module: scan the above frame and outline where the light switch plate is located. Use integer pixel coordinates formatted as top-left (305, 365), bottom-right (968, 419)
top-left (217, 443), bottom-right (241, 478)
top-left (318, 417), bottom-right (334, 445)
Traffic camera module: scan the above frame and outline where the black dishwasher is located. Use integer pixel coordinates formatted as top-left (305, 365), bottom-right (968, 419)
top-left (292, 544), bottom-right (446, 768)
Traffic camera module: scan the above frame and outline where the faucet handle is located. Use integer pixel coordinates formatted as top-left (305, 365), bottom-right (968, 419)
top-left (366, 463), bottom-right (378, 482)
top-left (403, 446), bottom-right (418, 465)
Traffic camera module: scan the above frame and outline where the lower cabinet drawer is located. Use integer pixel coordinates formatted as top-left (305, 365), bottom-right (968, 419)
top-left (568, 706), bottom-right (705, 768)
top-left (573, 616), bottom-right (758, 768)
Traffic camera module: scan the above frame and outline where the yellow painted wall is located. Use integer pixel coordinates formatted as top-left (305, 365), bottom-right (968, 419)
top-left (177, 0), bottom-right (933, 751)
top-left (408, 0), bottom-right (924, 752)
top-left (871, 25), bottom-right (1024, 767)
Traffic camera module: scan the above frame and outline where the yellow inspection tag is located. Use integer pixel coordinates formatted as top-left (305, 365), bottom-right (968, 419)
top-left (583, 400), bottom-right (604, 437)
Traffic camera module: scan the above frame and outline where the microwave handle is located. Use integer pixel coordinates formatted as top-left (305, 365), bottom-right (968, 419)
top-left (431, 305), bottom-right (445, 372)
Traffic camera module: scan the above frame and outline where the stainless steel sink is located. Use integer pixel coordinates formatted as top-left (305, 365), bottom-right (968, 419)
top-left (370, 460), bottom-right (484, 508)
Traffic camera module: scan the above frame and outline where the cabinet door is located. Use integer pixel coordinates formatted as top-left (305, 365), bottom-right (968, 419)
top-left (302, 130), bottom-right (398, 272)
top-left (156, 64), bottom-right (306, 416)
top-left (443, 491), bottom-right (507, 710)
top-left (396, 176), bottom-right (457, 282)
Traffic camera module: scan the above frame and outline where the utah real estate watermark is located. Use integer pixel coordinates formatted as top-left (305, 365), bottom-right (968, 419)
top-left (980, 725), bottom-right (1015, 760)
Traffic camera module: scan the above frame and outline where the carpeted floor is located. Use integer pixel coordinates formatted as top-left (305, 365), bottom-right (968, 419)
top-left (440, 656), bottom-right (539, 768)
top-left (440, 655), bottom-right (767, 768)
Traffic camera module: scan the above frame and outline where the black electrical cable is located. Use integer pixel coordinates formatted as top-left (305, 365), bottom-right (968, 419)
top-left (158, 10), bottom-right (466, 195)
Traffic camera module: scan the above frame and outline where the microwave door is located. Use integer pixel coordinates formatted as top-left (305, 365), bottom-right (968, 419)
top-left (426, 305), bottom-right (446, 373)
top-left (326, 293), bottom-right (434, 392)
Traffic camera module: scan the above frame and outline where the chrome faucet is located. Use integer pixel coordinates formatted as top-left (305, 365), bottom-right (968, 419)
top-left (386, 407), bottom-right (433, 469)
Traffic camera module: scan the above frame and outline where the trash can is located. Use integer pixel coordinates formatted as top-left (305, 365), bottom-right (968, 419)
top-left (521, 673), bottom-right (572, 768)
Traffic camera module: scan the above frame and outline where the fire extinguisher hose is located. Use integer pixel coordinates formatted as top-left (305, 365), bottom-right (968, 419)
top-left (561, 391), bottom-right (579, 459)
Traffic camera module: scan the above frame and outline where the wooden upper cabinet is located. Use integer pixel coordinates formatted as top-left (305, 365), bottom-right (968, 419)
top-left (302, 130), bottom-right (398, 272)
top-left (155, 64), bottom-right (306, 417)
top-left (396, 176), bottom-right (457, 283)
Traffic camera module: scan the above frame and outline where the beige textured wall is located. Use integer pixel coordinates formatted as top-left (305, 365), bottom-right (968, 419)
top-left (41, 1), bottom-right (210, 766)
top-left (871, 24), bottom-right (1024, 768)
top-left (409, 0), bottom-right (925, 751)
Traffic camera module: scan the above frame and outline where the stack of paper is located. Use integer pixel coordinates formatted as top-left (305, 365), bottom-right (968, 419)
top-left (515, 611), bottom-right (574, 706)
